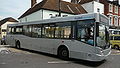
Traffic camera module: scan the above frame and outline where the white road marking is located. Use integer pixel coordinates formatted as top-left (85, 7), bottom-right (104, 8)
top-left (110, 54), bottom-right (120, 55)
top-left (48, 61), bottom-right (70, 64)
top-left (0, 62), bottom-right (6, 65)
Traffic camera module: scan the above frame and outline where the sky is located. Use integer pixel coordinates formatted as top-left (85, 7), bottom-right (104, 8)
top-left (0, 0), bottom-right (119, 20)
top-left (0, 0), bottom-right (42, 20)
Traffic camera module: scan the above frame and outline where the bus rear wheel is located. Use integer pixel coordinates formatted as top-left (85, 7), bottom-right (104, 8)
top-left (15, 41), bottom-right (21, 49)
top-left (114, 45), bottom-right (119, 50)
top-left (58, 47), bottom-right (69, 60)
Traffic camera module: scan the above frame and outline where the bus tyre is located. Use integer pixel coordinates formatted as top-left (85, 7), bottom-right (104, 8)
top-left (1, 41), bottom-right (3, 45)
top-left (58, 47), bottom-right (69, 60)
top-left (15, 41), bottom-right (20, 49)
top-left (114, 45), bottom-right (119, 50)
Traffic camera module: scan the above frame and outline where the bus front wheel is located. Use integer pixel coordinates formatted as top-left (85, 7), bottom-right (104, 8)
top-left (15, 41), bottom-right (21, 49)
top-left (114, 45), bottom-right (119, 50)
top-left (58, 47), bottom-right (69, 60)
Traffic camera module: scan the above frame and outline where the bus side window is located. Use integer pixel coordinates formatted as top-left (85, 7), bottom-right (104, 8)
top-left (11, 27), bottom-right (15, 34)
top-left (110, 36), bottom-right (113, 40)
top-left (23, 25), bottom-right (32, 37)
top-left (32, 25), bottom-right (42, 38)
top-left (16, 26), bottom-right (23, 34)
top-left (77, 28), bottom-right (86, 41)
top-left (55, 22), bottom-right (71, 39)
top-left (114, 36), bottom-right (120, 40)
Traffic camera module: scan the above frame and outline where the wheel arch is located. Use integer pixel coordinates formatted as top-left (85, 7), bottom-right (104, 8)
top-left (15, 39), bottom-right (21, 48)
top-left (57, 45), bottom-right (70, 55)
top-left (15, 40), bottom-right (20, 44)
top-left (114, 44), bottom-right (119, 49)
top-left (114, 44), bottom-right (119, 47)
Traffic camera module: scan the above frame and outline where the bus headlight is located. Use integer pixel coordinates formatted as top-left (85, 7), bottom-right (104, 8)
top-left (100, 50), bottom-right (104, 55)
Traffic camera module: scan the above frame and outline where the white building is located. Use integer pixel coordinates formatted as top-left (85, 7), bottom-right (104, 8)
top-left (71, 0), bottom-right (104, 14)
top-left (18, 0), bottom-right (87, 22)
top-left (81, 1), bottom-right (104, 14)
top-left (0, 17), bottom-right (18, 38)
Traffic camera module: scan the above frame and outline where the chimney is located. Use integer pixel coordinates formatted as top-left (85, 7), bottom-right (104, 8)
top-left (96, 0), bottom-right (99, 2)
top-left (31, 0), bottom-right (37, 8)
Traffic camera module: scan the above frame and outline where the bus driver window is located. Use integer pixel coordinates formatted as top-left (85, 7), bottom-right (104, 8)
top-left (86, 28), bottom-right (94, 45)
top-left (77, 27), bottom-right (94, 45)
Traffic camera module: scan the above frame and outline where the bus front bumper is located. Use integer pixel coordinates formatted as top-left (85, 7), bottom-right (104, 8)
top-left (70, 47), bottom-right (111, 62)
top-left (86, 47), bottom-right (111, 62)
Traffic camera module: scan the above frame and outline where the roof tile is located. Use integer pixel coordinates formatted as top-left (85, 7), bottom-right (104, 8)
top-left (0, 17), bottom-right (18, 26)
top-left (18, 0), bottom-right (87, 19)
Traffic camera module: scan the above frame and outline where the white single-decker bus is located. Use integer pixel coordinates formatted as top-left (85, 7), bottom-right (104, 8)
top-left (6, 13), bottom-right (111, 61)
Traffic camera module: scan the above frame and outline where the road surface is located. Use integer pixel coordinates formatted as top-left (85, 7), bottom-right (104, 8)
top-left (0, 45), bottom-right (120, 68)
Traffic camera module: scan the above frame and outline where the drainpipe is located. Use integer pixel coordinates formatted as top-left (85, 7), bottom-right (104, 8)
top-left (58, 0), bottom-right (61, 17)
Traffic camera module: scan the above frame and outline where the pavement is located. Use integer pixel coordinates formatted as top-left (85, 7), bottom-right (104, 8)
top-left (111, 49), bottom-right (120, 55)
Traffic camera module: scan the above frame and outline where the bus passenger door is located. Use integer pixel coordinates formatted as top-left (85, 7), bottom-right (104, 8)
top-left (6, 27), bottom-right (16, 46)
top-left (7, 35), bottom-right (15, 46)
top-left (6, 34), bottom-right (12, 45)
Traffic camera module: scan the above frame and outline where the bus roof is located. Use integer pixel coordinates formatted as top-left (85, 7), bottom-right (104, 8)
top-left (8, 13), bottom-right (108, 27)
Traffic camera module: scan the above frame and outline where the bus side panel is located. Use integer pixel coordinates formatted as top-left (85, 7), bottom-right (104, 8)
top-left (69, 40), bottom-right (109, 61)
top-left (13, 35), bottom-right (61, 55)
top-left (6, 34), bottom-right (106, 61)
top-left (33, 38), bottom-right (61, 55)
top-left (15, 35), bottom-right (42, 52)
top-left (110, 40), bottom-right (120, 48)
top-left (69, 40), bottom-right (96, 60)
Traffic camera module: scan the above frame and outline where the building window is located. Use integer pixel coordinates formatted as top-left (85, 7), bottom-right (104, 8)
top-left (109, 16), bottom-right (113, 26)
top-left (19, 20), bottom-right (22, 22)
top-left (109, 4), bottom-right (113, 12)
top-left (119, 18), bottom-right (120, 26)
top-left (2, 29), bottom-right (7, 32)
top-left (114, 17), bottom-right (118, 26)
top-left (25, 17), bottom-right (27, 22)
top-left (62, 15), bottom-right (68, 17)
top-left (114, 6), bottom-right (118, 14)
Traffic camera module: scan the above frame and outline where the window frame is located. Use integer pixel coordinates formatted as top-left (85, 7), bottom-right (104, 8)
top-left (109, 4), bottom-right (113, 12)
top-left (76, 19), bottom-right (95, 45)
